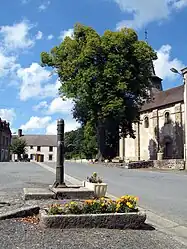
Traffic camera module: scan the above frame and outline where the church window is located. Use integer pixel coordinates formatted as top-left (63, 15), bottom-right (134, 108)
top-left (165, 112), bottom-right (171, 124)
top-left (144, 117), bottom-right (149, 128)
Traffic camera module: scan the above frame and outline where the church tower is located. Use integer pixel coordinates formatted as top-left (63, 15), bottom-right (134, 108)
top-left (150, 62), bottom-right (163, 94)
top-left (145, 29), bottom-right (163, 94)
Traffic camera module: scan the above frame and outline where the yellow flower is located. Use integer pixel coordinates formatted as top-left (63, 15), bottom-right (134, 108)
top-left (101, 203), bottom-right (105, 207)
top-left (126, 202), bottom-right (133, 208)
top-left (116, 203), bottom-right (121, 209)
top-left (100, 197), bottom-right (105, 201)
top-left (70, 201), bottom-right (76, 205)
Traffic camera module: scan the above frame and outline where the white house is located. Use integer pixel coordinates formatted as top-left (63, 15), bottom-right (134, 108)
top-left (13, 129), bottom-right (57, 162)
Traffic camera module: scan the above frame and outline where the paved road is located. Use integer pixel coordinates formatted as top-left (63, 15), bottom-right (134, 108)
top-left (0, 162), bottom-right (55, 214)
top-left (45, 161), bottom-right (187, 227)
top-left (0, 162), bottom-right (187, 248)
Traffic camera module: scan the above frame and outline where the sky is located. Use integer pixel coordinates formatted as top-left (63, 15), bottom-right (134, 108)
top-left (0, 0), bottom-right (187, 135)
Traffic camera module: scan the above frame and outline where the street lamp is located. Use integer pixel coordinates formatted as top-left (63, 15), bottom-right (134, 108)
top-left (170, 67), bottom-right (187, 169)
top-left (170, 68), bottom-right (181, 75)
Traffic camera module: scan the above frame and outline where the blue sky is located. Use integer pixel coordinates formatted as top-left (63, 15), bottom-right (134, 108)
top-left (0, 0), bottom-right (187, 135)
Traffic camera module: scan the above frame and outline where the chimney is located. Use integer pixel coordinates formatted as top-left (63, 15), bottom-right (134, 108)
top-left (18, 129), bottom-right (22, 137)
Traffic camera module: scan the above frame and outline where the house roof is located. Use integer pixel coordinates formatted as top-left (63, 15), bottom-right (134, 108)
top-left (141, 85), bottom-right (184, 112)
top-left (13, 135), bottom-right (57, 147)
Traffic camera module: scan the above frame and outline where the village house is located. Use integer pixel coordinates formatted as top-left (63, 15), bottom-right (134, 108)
top-left (0, 118), bottom-right (11, 162)
top-left (13, 129), bottom-right (57, 162)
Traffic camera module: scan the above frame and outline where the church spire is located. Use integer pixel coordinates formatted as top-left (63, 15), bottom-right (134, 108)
top-left (144, 29), bottom-right (163, 92)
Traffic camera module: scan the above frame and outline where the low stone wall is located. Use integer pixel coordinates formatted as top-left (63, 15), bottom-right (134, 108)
top-left (127, 161), bottom-right (154, 169)
top-left (153, 159), bottom-right (184, 170)
top-left (127, 159), bottom-right (184, 170)
top-left (40, 210), bottom-right (146, 229)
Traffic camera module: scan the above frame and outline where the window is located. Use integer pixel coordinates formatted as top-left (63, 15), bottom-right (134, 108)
top-left (49, 154), bottom-right (53, 161)
top-left (30, 145), bottom-right (33, 149)
top-left (49, 146), bottom-right (53, 152)
top-left (144, 117), bottom-right (149, 128)
top-left (37, 146), bottom-right (41, 152)
top-left (165, 112), bottom-right (171, 124)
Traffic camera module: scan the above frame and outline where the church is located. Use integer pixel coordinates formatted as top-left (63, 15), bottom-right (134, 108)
top-left (119, 65), bottom-right (186, 163)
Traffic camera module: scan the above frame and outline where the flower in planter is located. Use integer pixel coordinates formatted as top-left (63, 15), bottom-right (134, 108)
top-left (48, 204), bottom-right (64, 215)
top-left (47, 195), bottom-right (139, 215)
top-left (87, 172), bottom-right (103, 183)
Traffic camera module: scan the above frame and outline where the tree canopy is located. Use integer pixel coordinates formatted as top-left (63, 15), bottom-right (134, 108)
top-left (10, 137), bottom-right (27, 158)
top-left (64, 125), bottom-right (97, 160)
top-left (41, 23), bottom-right (157, 161)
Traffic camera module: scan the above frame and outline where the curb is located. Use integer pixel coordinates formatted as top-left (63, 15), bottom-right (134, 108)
top-left (40, 210), bottom-right (146, 229)
top-left (0, 206), bottom-right (40, 220)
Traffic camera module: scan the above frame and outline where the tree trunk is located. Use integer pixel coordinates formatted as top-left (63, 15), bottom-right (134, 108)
top-left (96, 121), bottom-right (105, 162)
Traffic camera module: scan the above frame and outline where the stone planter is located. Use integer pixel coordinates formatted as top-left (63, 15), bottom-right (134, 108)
top-left (83, 181), bottom-right (107, 198)
top-left (157, 152), bottom-right (164, 160)
top-left (40, 210), bottom-right (146, 229)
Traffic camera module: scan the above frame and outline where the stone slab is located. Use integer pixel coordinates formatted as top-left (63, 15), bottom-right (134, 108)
top-left (51, 187), bottom-right (94, 199)
top-left (40, 210), bottom-right (146, 229)
top-left (0, 205), bottom-right (40, 220)
top-left (23, 188), bottom-right (56, 201)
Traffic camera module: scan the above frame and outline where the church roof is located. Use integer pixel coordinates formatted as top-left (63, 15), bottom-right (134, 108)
top-left (141, 84), bottom-right (184, 112)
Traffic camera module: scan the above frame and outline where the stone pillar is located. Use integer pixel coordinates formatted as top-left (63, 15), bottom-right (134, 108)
top-left (134, 122), bottom-right (140, 160)
top-left (181, 67), bottom-right (187, 169)
top-left (53, 119), bottom-right (66, 188)
top-left (119, 136), bottom-right (125, 161)
top-left (152, 110), bottom-right (158, 160)
top-left (174, 103), bottom-right (183, 159)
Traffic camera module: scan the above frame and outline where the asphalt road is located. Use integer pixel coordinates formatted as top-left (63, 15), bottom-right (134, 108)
top-left (46, 161), bottom-right (187, 227)
top-left (0, 162), bottom-right (187, 248)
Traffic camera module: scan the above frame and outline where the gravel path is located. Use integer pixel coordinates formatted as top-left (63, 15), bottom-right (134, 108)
top-left (0, 219), bottom-right (186, 249)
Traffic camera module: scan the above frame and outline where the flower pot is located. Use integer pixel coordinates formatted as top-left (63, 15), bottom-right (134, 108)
top-left (83, 181), bottom-right (108, 198)
top-left (157, 152), bottom-right (163, 160)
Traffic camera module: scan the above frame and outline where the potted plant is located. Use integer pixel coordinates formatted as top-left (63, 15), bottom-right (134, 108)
top-left (83, 172), bottom-right (108, 198)
top-left (157, 146), bottom-right (164, 160)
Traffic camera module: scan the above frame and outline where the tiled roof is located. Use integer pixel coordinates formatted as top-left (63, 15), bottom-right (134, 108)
top-left (13, 135), bottom-right (57, 146)
top-left (141, 85), bottom-right (184, 112)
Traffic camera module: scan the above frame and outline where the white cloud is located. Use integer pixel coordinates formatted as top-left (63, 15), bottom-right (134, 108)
top-left (172, 0), bottom-right (187, 9)
top-left (47, 34), bottom-right (54, 40)
top-left (0, 20), bottom-right (34, 51)
top-left (17, 63), bottom-right (60, 101)
top-left (46, 118), bottom-right (80, 134)
top-left (154, 44), bottom-right (185, 80)
top-left (0, 52), bottom-right (18, 77)
top-left (114, 0), bottom-right (187, 29)
top-left (0, 108), bottom-right (16, 123)
top-left (47, 97), bottom-right (74, 114)
top-left (33, 101), bottom-right (48, 111)
top-left (20, 116), bottom-right (51, 131)
top-left (59, 28), bottom-right (73, 41)
top-left (38, 1), bottom-right (50, 11)
top-left (36, 31), bottom-right (43, 40)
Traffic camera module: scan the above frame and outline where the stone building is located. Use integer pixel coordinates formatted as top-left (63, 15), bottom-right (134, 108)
top-left (119, 68), bottom-right (184, 162)
top-left (0, 119), bottom-right (11, 162)
top-left (13, 129), bottom-right (57, 162)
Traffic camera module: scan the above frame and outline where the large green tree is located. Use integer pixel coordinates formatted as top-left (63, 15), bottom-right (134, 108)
top-left (41, 23), bottom-right (157, 161)
top-left (10, 137), bottom-right (27, 159)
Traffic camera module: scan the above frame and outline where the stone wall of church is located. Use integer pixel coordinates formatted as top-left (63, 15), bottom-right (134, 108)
top-left (119, 102), bottom-right (184, 161)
